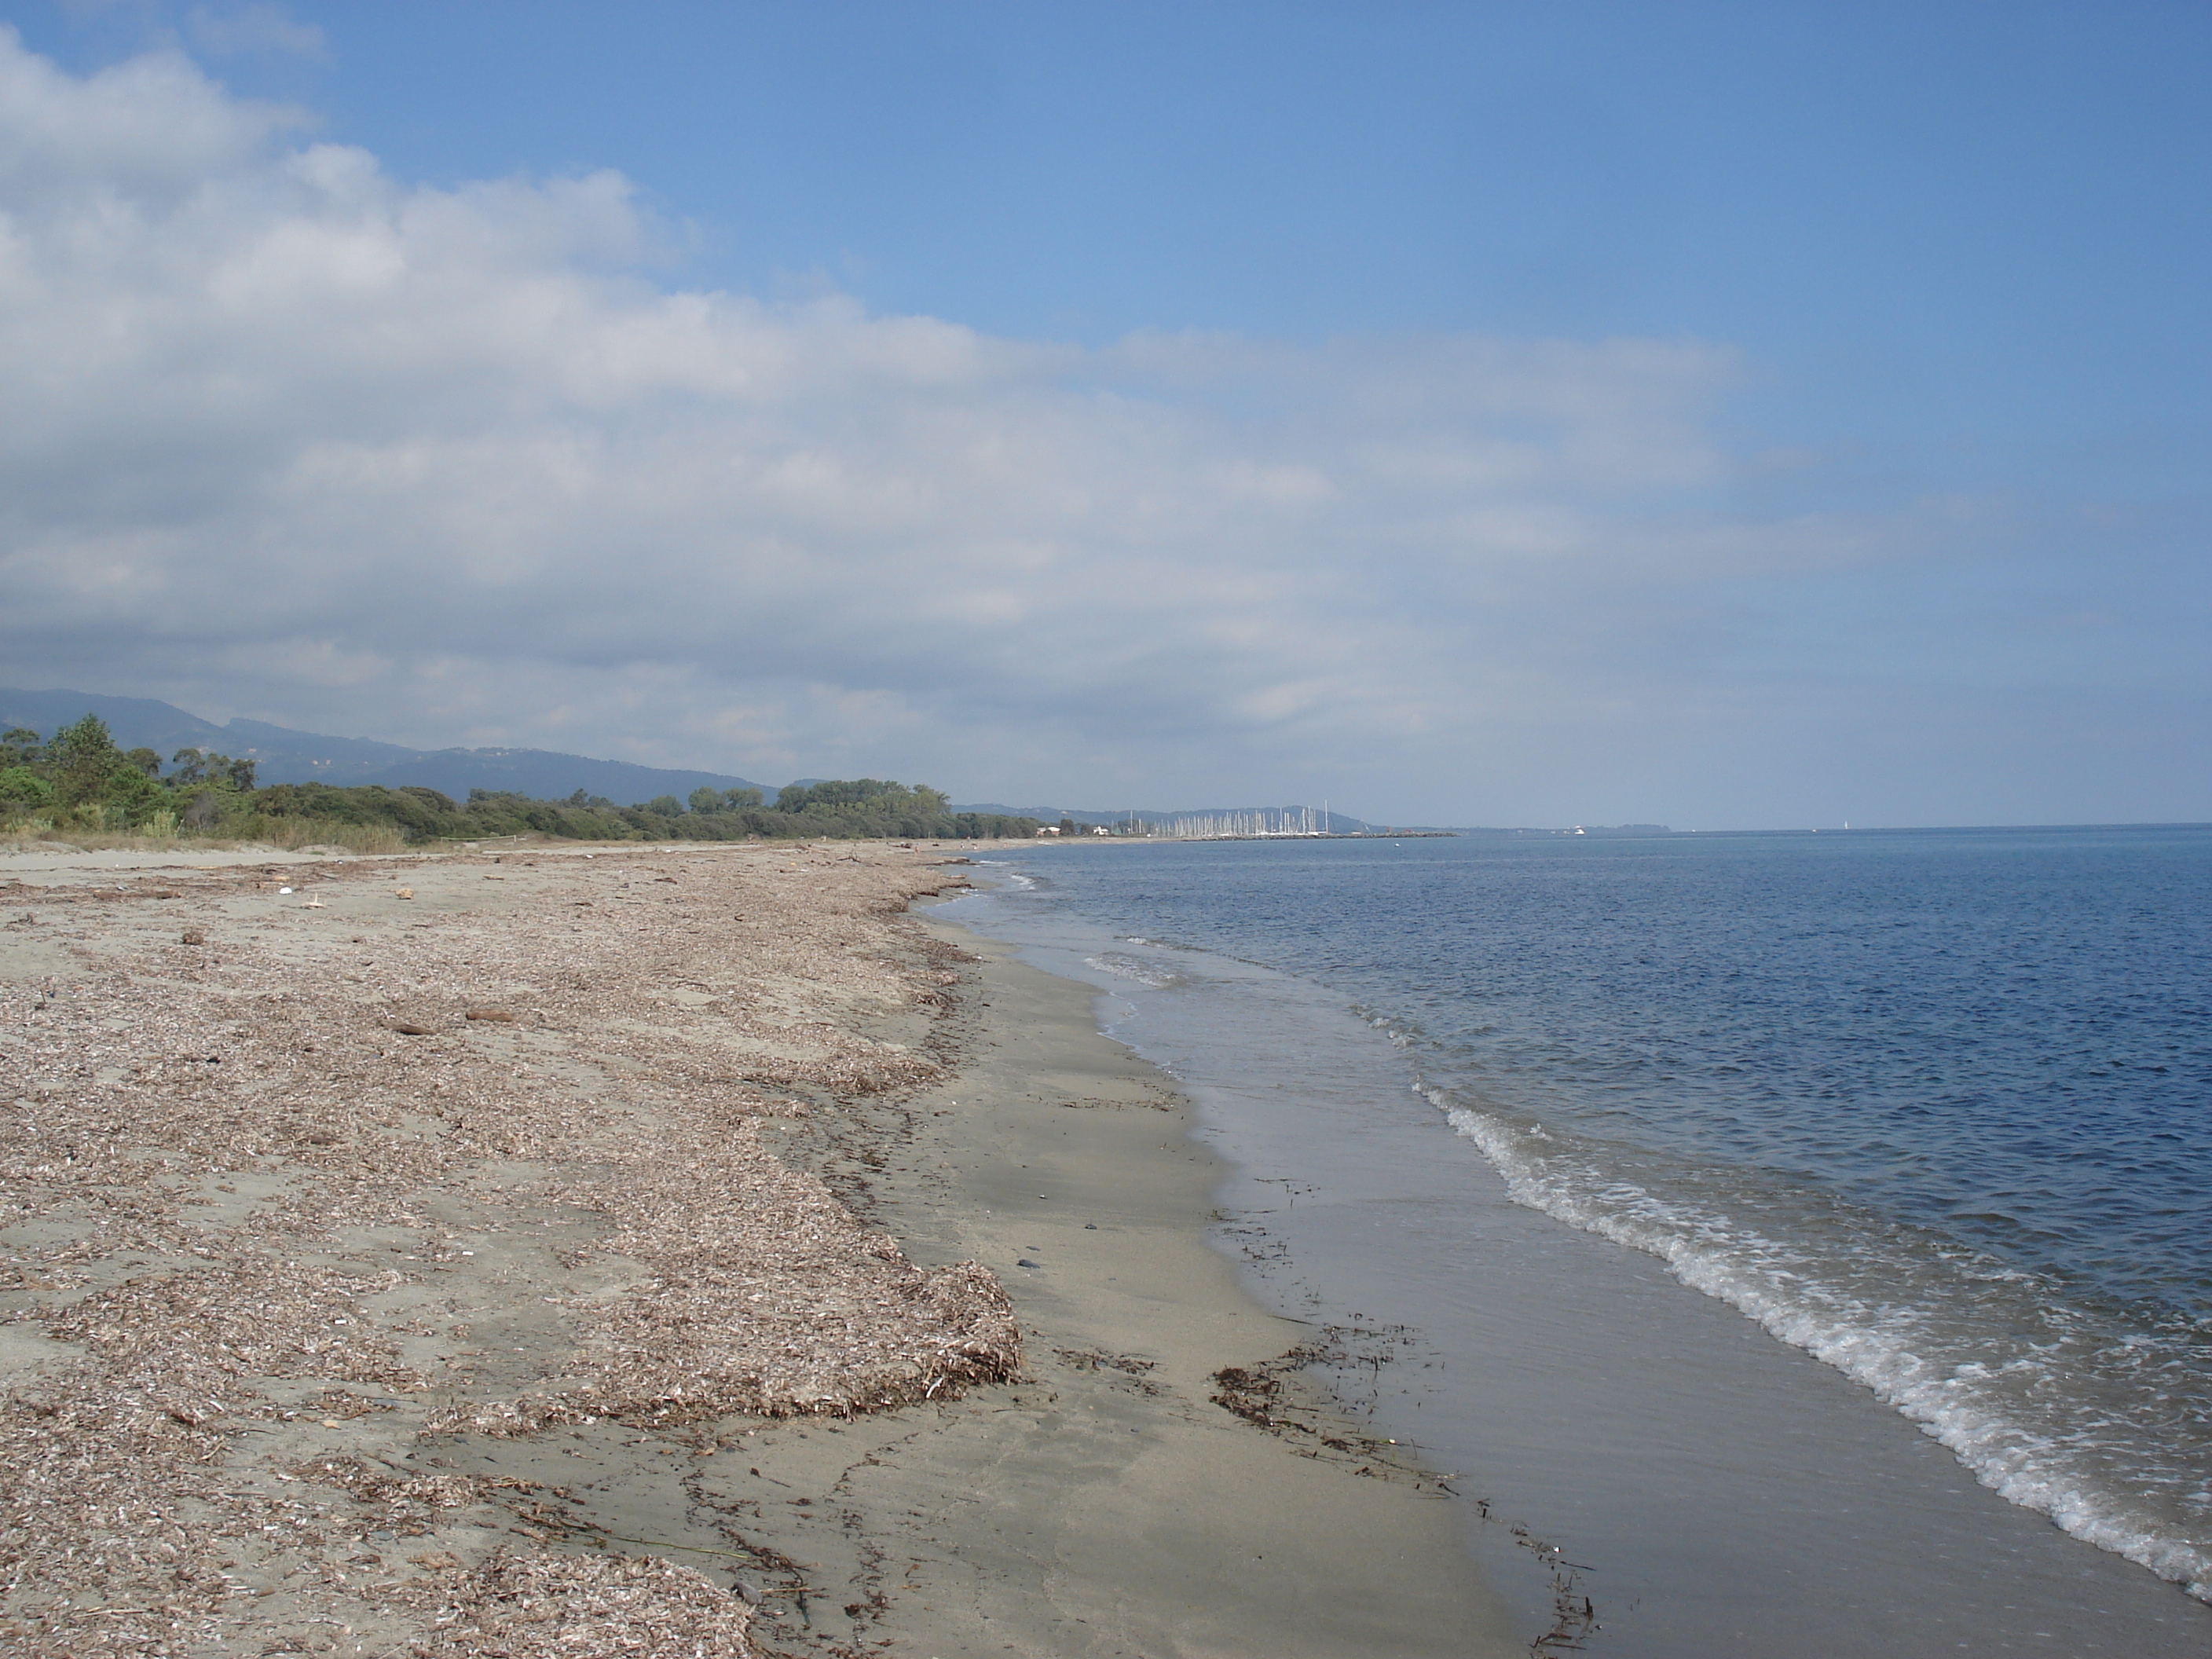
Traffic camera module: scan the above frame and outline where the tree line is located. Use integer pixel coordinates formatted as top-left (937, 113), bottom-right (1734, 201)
top-left (0, 715), bottom-right (1038, 844)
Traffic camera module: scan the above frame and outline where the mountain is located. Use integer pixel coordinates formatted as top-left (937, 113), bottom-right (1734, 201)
top-left (1, 688), bottom-right (771, 806)
top-left (0, 688), bottom-right (229, 756)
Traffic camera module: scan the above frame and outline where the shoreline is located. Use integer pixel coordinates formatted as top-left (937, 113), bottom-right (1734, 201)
top-left (946, 840), bottom-right (2212, 1657)
top-left (0, 839), bottom-right (1513, 1656)
top-left (822, 907), bottom-right (1520, 1656)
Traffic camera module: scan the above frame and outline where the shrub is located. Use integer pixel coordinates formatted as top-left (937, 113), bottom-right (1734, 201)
top-left (0, 765), bottom-right (53, 807)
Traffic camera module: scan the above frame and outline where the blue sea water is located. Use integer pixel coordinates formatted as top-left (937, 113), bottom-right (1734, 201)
top-left (949, 826), bottom-right (2212, 1635)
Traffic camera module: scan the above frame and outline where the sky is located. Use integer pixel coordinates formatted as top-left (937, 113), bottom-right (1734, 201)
top-left (2, 2), bottom-right (2206, 827)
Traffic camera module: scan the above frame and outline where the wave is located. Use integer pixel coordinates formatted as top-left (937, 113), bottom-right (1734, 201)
top-left (1084, 950), bottom-right (1188, 990)
top-left (1416, 1072), bottom-right (2212, 1599)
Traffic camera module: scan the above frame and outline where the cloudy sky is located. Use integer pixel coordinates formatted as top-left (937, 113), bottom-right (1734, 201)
top-left (3, 2), bottom-right (2206, 827)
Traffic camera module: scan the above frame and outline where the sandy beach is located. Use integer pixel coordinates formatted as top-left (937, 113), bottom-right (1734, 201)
top-left (0, 839), bottom-right (1514, 1657)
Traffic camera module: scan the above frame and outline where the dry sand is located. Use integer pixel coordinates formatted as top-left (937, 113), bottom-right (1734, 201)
top-left (1, 840), bottom-right (1515, 1657)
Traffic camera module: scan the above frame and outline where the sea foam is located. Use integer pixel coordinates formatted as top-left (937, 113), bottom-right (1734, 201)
top-left (1426, 1079), bottom-right (2212, 1599)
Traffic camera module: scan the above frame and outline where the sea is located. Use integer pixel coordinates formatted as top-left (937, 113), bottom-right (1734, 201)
top-left (939, 826), bottom-right (2212, 1657)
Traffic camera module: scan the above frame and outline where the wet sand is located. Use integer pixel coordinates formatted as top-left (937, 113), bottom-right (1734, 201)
top-left (0, 840), bottom-right (1511, 1657)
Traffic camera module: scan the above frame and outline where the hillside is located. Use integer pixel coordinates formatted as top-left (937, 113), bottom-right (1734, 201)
top-left (0, 689), bottom-right (771, 805)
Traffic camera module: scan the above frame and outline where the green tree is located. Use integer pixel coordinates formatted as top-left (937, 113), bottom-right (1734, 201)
top-left (644, 795), bottom-right (684, 816)
top-left (98, 764), bottom-right (166, 824)
top-left (169, 749), bottom-right (255, 790)
top-left (1, 728), bottom-right (42, 767)
top-left (688, 786), bottom-right (722, 814)
top-left (48, 714), bottom-right (122, 807)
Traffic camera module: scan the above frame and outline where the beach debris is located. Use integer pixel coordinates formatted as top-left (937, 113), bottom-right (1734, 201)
top-left (279, 885), bottom-right (293, 893)
top-left (0, 841), bottom-right (1011, 1653)
top-left (1210, 1329), bottom-right (1423, 1467)
top-left (1211, 1364), bottom-right (1287, 1429)
top-left (464, 1008), bottom-right (517, 1022)
top-left (1057, 1346), bottom-right (1155, 1371)
top-left (1016, 1258), bottom-right (1042, 1269)
top-left (395, 887), bottom-right (416, 899)
top-left (387, 1548), bottom-right (756, 1656)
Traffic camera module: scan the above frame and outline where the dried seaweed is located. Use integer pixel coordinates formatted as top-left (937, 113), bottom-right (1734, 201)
top-left (0, 843), bottom-right (1015, 1655)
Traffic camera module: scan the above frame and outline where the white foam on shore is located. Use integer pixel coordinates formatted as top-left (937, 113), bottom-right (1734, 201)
top-left (1085, 950), bottom-right (1186, 990)
top-left (1426, 1082), bottom-right (2212, 1601)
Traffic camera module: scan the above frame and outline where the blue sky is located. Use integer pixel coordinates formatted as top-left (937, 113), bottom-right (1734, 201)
top-left (2, 2), bottom-right (2207, 825)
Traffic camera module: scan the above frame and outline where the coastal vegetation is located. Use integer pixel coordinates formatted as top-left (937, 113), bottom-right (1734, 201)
top-left (0, 715), bottom-right (1037, 848)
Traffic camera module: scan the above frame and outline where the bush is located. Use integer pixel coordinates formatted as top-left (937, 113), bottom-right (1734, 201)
top-left (0, 766), bottom-right (53, 807)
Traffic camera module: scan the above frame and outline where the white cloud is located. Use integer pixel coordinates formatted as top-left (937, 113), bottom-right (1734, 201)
top-left (0, 31), bottom-right (2199, 825)
top-left (0, 26), bottom-right (297, 208)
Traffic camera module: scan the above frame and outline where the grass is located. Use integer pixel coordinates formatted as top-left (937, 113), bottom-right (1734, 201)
top-left (248, 817), bottom-right (409, 855)
top-left (1, 815), bottom-right (409, 856)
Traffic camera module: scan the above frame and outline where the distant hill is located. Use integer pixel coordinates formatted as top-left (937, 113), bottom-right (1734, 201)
top-left (2, 688), bottom-right (1469, 833)
top-left (0, 688), bottom-right (229, 756)
top-left (0, 688), bottom-right (772, 807)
